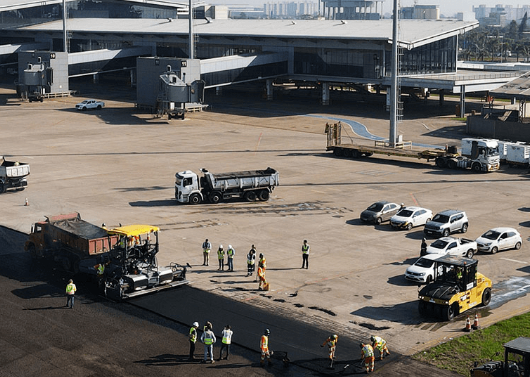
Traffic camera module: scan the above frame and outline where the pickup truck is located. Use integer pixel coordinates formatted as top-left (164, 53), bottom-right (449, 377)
top-left (425, 236), bottom-right (477, 258)
top-left (76, 99), bottom-right (105, 111)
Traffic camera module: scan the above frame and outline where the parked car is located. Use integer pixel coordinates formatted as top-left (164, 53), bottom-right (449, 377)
top-left (405, 254), bottom-right (444, 284)
top-left (76, 99), bottom-right (105, 111)
top-left (425, 236), bottom-right (477, 258)
top-left (475, 227), bottom-right (522, 253)
top-left (360, 201), bottom-right (400, 224)
top-left (424, 210), bottom-right (468, 238)
top-left (390, 206), bottom-right (432, 230)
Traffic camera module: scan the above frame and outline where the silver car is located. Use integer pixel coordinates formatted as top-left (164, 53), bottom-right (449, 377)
top-left (360, 201), bottom-right (400, 224)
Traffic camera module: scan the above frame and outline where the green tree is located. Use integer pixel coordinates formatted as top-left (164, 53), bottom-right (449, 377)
top-left (519, 12), bottom-right (528, 38)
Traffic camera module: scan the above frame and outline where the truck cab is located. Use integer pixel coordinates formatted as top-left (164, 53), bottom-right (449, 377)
top-left (462, 138), bottom-right (500, 172)
top-left (471, 337), bottom-right (530, 377)
top-left (174, 170), bottom-right (201, 204)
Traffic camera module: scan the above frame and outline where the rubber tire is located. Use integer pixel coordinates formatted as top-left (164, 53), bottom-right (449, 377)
top-left (82, 107), bottom-right (87, 111)
top-left (259, 190), bottom-right (270, 201)
top-left (351, 150), bottom-right (360, 158)
top-left (482, 287), bottom-right (492, 306)
top-left (472, 163), bottom-right (482, 172)
top-left (209, 192), bottom-right (222, 204)
top-left (461, 223), bottom-right (468, 233)
top-left (435, 158), bottom-right (446, 168)
top-left (97, 105), bottom-right (102, 110)
top-left (447, 159), bottom-right (457, 169)
top-left (466, 249), bottom-right (474, 258)
top-left (333, 148), bottom-right (343, 157)
top-left (189, 193), bottom-right (202, 205)
top-left (406, 223), bottom-right (413, 230)
top-left (443, 304), bottom-right (456, 321)
top-left (515, 242), bottom-right (522, 250)
top-left (245, 191), bottom-right (257, 202)
top-left (0, 182), bottom-right (5, 193)
top-left (443, 229), bottom-right (450, 237)
top-left (491, 246), bottom-right (498, 254)
top-left (425, 275), bottom-right (433, 284)
top-left (27, 244), bottom-right (37, 258)
top-left (375, 217), bottom-right (382, 225)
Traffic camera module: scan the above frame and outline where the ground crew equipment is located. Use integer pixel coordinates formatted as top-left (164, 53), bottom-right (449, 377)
top-left (472, 313), bottom-right (480, 330)
top-left (360, 343), bottom-right (375, 373)
top-left (370, 335), bottom-right (390, 359)
top-left (260, 329), bottom-right (272, 366)
top-left (470, 337), bottom-right (530, 377)
top-left (464, 316), bottom-right (472, 332)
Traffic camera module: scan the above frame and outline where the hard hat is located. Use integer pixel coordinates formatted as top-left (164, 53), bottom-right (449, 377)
top-left (264, 328), bottom-right (270, 335)
top-left (228, 245), bottom-right (232, 249)
top-left (333, 334), bottom-right (338, 339)
top-left (259, 253), bottom-right (264, 258)
top-left (219, 245), bottom-right (223, 249)
top-left (193, 322), bottom-right (199, 327)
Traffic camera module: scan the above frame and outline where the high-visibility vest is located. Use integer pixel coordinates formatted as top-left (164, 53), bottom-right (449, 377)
top-left (259, 257), bottom-right (266, 269)
top-left (227, 248), bottom-right (234, 258)
top-left (373, 336), bottom-right (385, 348)
top-left (302, 244), bottom-right (310, 254)
top-left (218, 249), bottom-right (225, 259)
top-left (97, 264), bottom-right (105, 275)
top-left (362, 344), bottom-right (374, 358)
top-left (189, 327), bottom-right (197, 343)
top-left (258, 266), bottom-right (265, 279)
top-left (204, 331), bottom-right (214, 345)
top-left (222, 329), bottom-right (233, 344)
top-left (260, 335), bottom-right (268, 351)
top-left (66, 283), bottom-right (76, 295)
top-left (247, 253), bottom-right (255, 265)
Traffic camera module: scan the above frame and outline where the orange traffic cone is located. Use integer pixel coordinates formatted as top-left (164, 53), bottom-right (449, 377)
top-left (472, 313), bottom-right (480, 330)
top-left (463, 316), bottom-right (472, 332)
top-left (24, 198), bottom-right (29, 206)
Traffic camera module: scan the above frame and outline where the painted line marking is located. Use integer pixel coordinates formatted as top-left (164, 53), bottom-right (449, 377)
top-left (409, 193), bottom-right (419, 206)
top-left (500, 258), bottom-right (528, 264)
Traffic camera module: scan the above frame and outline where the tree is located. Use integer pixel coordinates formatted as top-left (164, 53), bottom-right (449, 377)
top-left (519, 12), bottom-right (528, 38)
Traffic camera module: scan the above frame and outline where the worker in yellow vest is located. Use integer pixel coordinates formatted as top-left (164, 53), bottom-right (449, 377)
top-left (65, 279), bottom-right (76, 309)
top-left (201, 323), bottom-right (216, 363)
top-left (260, 328), bottom-right (272, 366)
top-left (217, 245), bottom-right (225, 271)
top-left (321, 334), bottom-right (338, 368)
top-left (360, 342), bottom-right (375, 373)
top-left (188, 321), bottom-right (199, 361)
top-left (370, 335), bottom-right (390, 360)
top-left (202, 239), bottom-right (211, 266)
top-left (218, 324), bottom-right (233, 360)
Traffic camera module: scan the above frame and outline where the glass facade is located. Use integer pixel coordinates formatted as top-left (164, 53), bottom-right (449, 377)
top-left (394, 36), bottom-right (457, 75)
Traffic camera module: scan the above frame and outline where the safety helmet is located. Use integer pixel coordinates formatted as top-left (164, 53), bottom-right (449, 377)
top-left (228, 245), bottom-right (232, 249)
top-left (332, 334), bottom-right (338, 340)
top-left (264, 328), bottom-right (270, 335)
top-left (193, 322), bottom-right (199, 327)
top-left (370, 335), bottom-right (375, 342)
top-left (259, 253), bottom-right (264, 258)
top-left (219, 245), bottom-right (223, 249)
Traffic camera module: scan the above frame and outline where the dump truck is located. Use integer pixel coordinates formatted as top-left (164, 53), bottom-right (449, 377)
top-left (0, 156), bottom-right (30, 193)
top-left (25, 213), bottom-right (189, 300)
top-left (418, 255), bottom-right (492, 321)
top-left (471, 337), bottom-right (530, 377)
top-left (325, 122), bottom-right (500, 172)
top-left (174, 167), bottom-right (279, 204)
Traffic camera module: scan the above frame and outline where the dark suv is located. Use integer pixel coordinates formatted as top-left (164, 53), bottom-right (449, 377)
top-left (424, 210), bottom-right (468, 238)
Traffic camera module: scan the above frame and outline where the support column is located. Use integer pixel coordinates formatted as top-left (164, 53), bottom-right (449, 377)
top-left (460, 85), bottom-right (465, 118)
top-left (511, 97), bottom-right (516, 105)
top-left (266, 79), bottom-right (273, 101)
top-left (439, 89), bottom-right (444, 106)
top-left (321, 82), bottom-right (330, 105)
top-left (92, 73), bottom-right (99, 84)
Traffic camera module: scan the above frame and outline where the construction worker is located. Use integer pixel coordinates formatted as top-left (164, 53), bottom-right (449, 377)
top-left (246, 246), bottom-right (256, 277)
top-left (260, 328), bottom-right (272, 366)
top-left (301, 239), bottom-right (310, 269)
top-left (321, 334), bottom-right (338, 368)
top-left (256, 253), bottom-right (266, 281)
top-left (65, 279), bottom-right (76, 309)
top-left (420, 238), bottom-right (427, 256)
top-left (370, 335), bottom-right (390, 360)
top-left (218, 324), bottom-right (233, 360)
top-left (217, 244), bottom-right (225, 271)
top-left (258, 264), bottom-right (267, 290)
top-left (189, 321), bottom-right (199, 361)
top-left (201, 323), bottom-right (216, 363)
top-left (360, 342), bottom-right (375, 373)
top-left (227, 245), bottom-right (235, 272)
top-left (202, 238), bottom-right (211, 266)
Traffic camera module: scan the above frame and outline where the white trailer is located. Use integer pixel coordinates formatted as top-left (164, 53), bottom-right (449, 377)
top-left (175, 168), bottom-right (279, 204)
top-left (0, 156), bottom-right (30, 193)
top-left (505, 143), bottom-right (530, 167)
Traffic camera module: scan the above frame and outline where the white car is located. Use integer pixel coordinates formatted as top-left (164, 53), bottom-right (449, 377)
top-left (425, 236), bottom-right (477, 258)
top-left (475, 227), bottom-right (522, 254)
top-left (390, 206), bottom-right (433, 230)
top-left (405, 254), bottom-right (443, 284)
top-left (76, 99), bottom-right (105, 111)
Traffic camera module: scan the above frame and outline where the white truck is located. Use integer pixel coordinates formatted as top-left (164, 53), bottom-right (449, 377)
top-left (426, 236), bottom-right (477, 258)
top-left (435, 138), bottom-right (500, 172)
top-left (0, 156), bottom-right (30, 193)
top-left (174, 167), bottom-right (279, 204)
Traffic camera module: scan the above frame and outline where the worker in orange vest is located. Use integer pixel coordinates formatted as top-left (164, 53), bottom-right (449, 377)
top-left (360, 342), bottom-right (375, 373)
top-left (321, 334), bottom-right (338, 368)
top-left (258, 264), bottom-right (267, 290)
top-left (260, 328), bottom-right (272, 366)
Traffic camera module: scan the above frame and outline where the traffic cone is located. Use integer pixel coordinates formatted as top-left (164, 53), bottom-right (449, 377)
top-left (463, 316), bottom-right (472, 332)
top-left (24, 198), bottom-right (29, 206)
top-left (472, 313), bottom-right (480, 330)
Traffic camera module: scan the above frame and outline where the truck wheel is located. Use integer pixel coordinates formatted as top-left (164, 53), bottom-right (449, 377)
top-left (472, 163), bottom-right (482, 172)
top-left (0, 183), bottom-right (5, 193)
top-left (245, 191), bottom-right (257, 202)
top-left (461, 223), bottom-right (468, 233)
top-left (491, 246), bottom-right (498, 254)
top-left (515, 242), bottom-right (522, 250)
top-left (426, 275), bottom-right (433, 284)
top-left (259, 190), bottom-right (270, 201)
top-left (406, 223), bottom-right (413, 230)
top-left (27, 243), bottom-right (37, 258)
top-left (466, 249), bottom-right (474, 258)
top-left (97, 105), bottom-right (102, 110)
top-left (442, 229), bottom-right (450, 237)
top-left (435, 158), bottom-right (446, 168)
top-left (189, 193), bottom-right (202, 204)
top-left (351, 149), bottom-right (360, 158)
top-left (209, 192), bottom-right (222, 204)
top-left (443, 304), bottom-right (456, 321)
top-left (82, 107), bottom-right (87, 111)
top-left (447, 159), bottom-right (457, 169)
top-left (482, 288), bottom-right (492, 306)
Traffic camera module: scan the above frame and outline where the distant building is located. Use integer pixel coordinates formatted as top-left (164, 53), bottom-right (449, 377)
top-left (263, 2), bottom-right (318, 19)
top-left (320, 0), bottom-right (383, 20)
top-left (473, 4), bottom-right (530, 27)
top-left (401, 5), bottom-right (439, 20)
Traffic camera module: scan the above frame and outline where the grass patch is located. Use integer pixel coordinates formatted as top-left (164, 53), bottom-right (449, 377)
top-left (412, 312), bottom-right (530, 376)
top-left (451, 117), bottom-right (467, 121)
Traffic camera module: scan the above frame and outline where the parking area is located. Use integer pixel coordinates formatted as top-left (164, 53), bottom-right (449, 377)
top-left (1, 83), bottom-right (530, 357)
